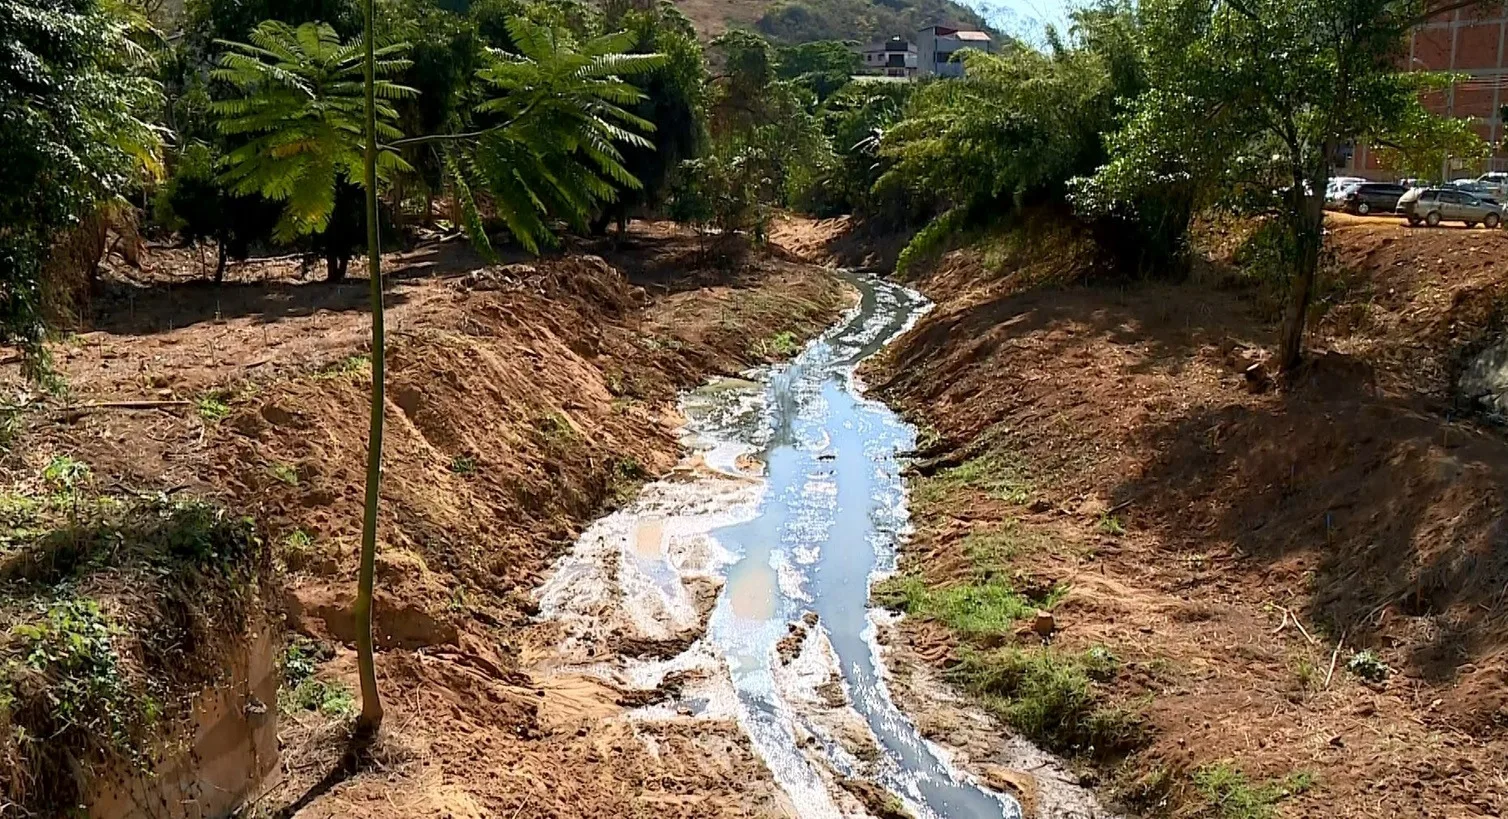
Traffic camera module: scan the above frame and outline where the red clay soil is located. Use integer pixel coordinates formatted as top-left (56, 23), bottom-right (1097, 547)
top-left (846, 213), bottom-right (1508, 818)
top-left (0, 222), bottom-right (849, 818)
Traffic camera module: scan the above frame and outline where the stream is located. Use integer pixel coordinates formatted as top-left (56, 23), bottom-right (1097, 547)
top-left (539, 273), bottom-right (1020, 819)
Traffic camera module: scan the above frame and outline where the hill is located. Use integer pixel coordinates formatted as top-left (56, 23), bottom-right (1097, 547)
top-left (673, 0), bottom-right (990, 43)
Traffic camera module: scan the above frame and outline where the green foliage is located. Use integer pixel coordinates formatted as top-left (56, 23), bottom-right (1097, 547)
top-left (195, 393), bottom-right (233, 421)
top-left (754, 0), bottom-right (988, 44)
top-left (278, 636), bottom-right (353, 716)
top-left (809, 80), bottom-right (912, 217)
top-left (950, 646), bottom-right (1141, 757)
top-left (753, 331), bottom-right (801, 358)
top-left (212, 21), bottom-right (416, 242)
top-left (0, 495), bottom-right (265, 814)
top-left (596, 1), bottom-right (705, 227)
top-left (452, 16), bottom-right (666, 252)
top-left (314, 354), bottom-right (373, 379)
top-left (777, 41), bottom-right (858, 102)
top-left (449, 454), bottom-right (477, 474)
top-left (0, 0), bottom-right (162, 345)
top-left (1083, 0), bottom-right (1463, 364)
top-left (1346, 649), bottom-right (1389, 683)
top-left (42, 455), bottom-right (92, 494)
top-left (678, 31), bottom-right (830, 237)
top-left (5, 599), bottom-right (151, 764)
top-left (875, 575), bottom-right (1038, 637)
top-left (1371, 82), bottom-right (1490, 179)
top-left (1097, 513), bottom-right (1125, 536)
top-left (269, 462), bottom-right (300, 486)
top-left (1193, 763), bottom-right (1315, 819)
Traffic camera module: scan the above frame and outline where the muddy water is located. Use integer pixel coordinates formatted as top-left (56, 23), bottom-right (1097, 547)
top-left (540, 274), bottom-right (1018, 818)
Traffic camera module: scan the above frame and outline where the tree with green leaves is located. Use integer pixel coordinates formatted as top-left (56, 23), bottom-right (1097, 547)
top-left (1, 0), bottom-right (161, 355)
top-left (444, 16), bottom-right (666, 252)
top-left (1082, 0), bottom-right (1481, 371)
top-left (211, 20), bottom-right (416, 278)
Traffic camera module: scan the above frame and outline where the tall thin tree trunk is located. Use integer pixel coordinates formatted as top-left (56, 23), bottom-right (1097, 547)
top-left (354, 0), bottom-right (385, 738)
top-left (1279, 168), bottom-right (1328, 373)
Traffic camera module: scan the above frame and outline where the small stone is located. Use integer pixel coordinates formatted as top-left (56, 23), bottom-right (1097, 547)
top-left (1028, 497), bottom-right (1053, 513)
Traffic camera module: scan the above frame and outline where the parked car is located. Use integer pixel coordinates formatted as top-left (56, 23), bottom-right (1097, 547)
top-left (1476, 172), bottom-right (1508, 198)
top-left (1448, 179), bottom-right (1496, 198)
top-left (1342, 182), bottom-right (1407, 215)
top-left (1398, 187), bottom-right (1503, 227)
top-left (1325, 176), bottom-right (1366, 209)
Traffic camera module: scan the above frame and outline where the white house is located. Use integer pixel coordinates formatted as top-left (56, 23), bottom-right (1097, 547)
top-left (858, 36), bottom-right (918, 78)
top-left (916, 25), bottom-right (992, 78)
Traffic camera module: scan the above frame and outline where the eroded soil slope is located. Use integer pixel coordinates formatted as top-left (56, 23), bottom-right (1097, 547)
top-left (861, 214), bottom-right (1508, 817)
top-left (1, 225), bottom-right (850, 818)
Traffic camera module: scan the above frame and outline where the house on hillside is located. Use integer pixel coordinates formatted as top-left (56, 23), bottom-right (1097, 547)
top-left (917, 25), bottom-right (992, 78)
top-left (858, 36), bottom-right (918, 78)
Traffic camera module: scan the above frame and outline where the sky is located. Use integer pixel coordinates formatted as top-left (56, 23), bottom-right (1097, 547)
top-left (960, 0), bottom-right (1076, 45)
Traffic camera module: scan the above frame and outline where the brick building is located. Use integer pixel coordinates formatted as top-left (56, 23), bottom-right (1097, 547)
top-left (1344, 3), bottom-right (1508, 178)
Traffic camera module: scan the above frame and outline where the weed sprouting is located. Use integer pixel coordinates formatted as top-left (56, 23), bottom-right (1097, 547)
top-left (194, 393), bottom-right (232, 421)
top-left (1097, 513), bottom-right (1126, 536)
top-left (752, 331), bottom-right (801, 359)
top-left (313, 355), bottom-right (371, 380)
top-left (268, 462), bottom-right (299, 486)
top-left (1193, 763), bottom-right (1315, 819)
top-left (1346, 649), bottom-right (1389, 683)
top-left (42, 455), bottom-right (90, 493)
top-left (449, 454), bottom-right (477, 476)
top-left (535, 411), bottom-right (578, 446)
top-left (278, 637), bottom-right (350, 717)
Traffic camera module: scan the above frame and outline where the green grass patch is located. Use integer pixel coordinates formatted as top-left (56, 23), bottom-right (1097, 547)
top-left (913, 452), bottom-right (1032, 507)
top-left (876, 575), bottom-right (1042, 638)
top-left (949, 646), bottom-right (1142, 758)
top-left (534, 411), bottom-right (579, 447)
top-left (1193, 763), bottom-right (1315, 819)
top-left (1097, 513), bottom-right (1126, 537)
top-left (961, 521), bottom-right (1038, 570)
top-left (449, 454), bottom-right (477, 476)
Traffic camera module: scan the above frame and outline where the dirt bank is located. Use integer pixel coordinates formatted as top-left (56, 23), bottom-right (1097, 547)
top-left (847, 213), bottom-right (1508, 817)
top-left (0, 223), bottom-right (850, 817)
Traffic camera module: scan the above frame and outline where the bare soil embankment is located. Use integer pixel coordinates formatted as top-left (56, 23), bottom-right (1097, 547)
top-left (817, 212), bottom-right (1508, 818)
top-left (0, 223), bottom-right (849, 818)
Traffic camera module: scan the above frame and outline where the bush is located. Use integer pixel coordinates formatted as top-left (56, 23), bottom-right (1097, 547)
top-left (949, 646), bottom-right (1143, 757)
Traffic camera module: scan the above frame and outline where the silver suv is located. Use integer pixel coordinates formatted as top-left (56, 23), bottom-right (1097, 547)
top-left (1398, 187), bottom-right (1503, 228)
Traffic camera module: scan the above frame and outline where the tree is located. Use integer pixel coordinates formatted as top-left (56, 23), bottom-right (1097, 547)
top-left (593, 0), bottom-right (705, 233)
top-left (1, 0), bottom-right (161, 351)
top-left (1085, 0), bottom-right (1478, 372)
top-left (777, 40), bottom-right (859, 102)
top-left (876, 37), bottom-right (1124, 270)
top-left (356, 0), bottom-right (384, 739)
top-left (211, 20), bottom-right (416, 278)
top-left (445, 16), bottom-right (666, 252)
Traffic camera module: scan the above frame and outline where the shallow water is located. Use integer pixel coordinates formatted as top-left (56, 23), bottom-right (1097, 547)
top-left (694, 274), bottom-right (1021, 819)
top-left (538, 272), bottom-right (1021, 818)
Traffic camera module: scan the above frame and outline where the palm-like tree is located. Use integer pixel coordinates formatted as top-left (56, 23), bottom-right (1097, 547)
top-left (212, 21), bottom-right (416, 244)
top-left (448, 17), bottom-right (667, 253)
